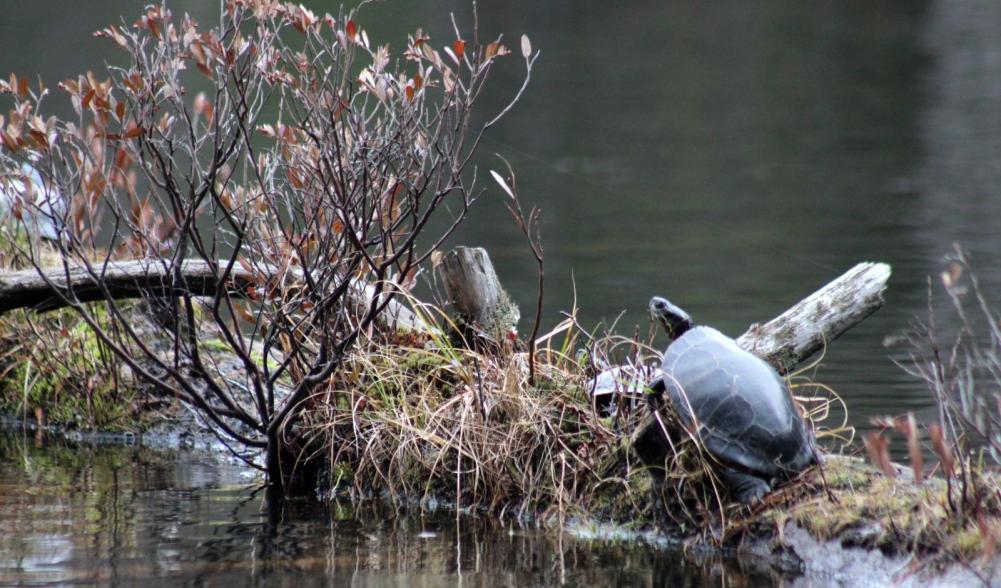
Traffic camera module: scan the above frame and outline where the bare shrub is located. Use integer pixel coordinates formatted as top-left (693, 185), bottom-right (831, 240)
top-left (896, 245), bottom-right (1001, 519)
top-left (0, 0), bottom-right (535, 494)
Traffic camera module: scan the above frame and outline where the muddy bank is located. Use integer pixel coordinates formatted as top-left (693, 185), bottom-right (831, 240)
top-left (1, 297), bottom-right (997, 584)
top-left (575, 454), bottom-right (1001, 586)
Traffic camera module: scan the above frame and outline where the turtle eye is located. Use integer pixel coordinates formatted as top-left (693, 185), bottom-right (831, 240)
top-left (653, 299), bottom-right (667, 310)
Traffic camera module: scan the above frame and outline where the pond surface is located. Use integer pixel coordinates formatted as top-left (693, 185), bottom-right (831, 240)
top-left (2, 0), bottom-right (1001, 583)
top-left (0, 432), bottom-right (782, 586)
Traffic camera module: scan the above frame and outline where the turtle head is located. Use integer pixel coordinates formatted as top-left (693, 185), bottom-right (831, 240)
top-left (649, 296), bottom-right (693, 340)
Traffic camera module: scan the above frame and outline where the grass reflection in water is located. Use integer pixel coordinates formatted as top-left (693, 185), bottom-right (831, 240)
top-left (0, 431), bottom-right (784, 586)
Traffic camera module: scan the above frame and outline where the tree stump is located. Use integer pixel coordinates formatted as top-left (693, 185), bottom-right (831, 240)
top-left (437, 246), bottom-right (520, 345)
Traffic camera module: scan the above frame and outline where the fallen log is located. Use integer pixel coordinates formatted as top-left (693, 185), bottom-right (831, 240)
top-left (2, 256), bottom-right (891, 364)
top-left (0, 258), bottom-right (429, 332)
top-left (735, 261), bottom-right (892, 374)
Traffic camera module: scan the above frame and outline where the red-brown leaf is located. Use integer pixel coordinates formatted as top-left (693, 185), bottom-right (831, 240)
top-left (485, 42), bottom-right (510, 59)
top-left (929, 423), bottom-right (955, 478)
top-left (236, 302), bottom-right (255, 323)
top-left (147, 16), bottom-right (161, 40)
top-left (863, 432), bottom-right (895, 478)
top-left (346, 20), bottom-right (357, 41)
top-left (893, 413), bottom-right (924, 483)
top-left (114, 147), bottom-right (129, 172)
top-left (286, 168), bottom-right (303, 189)
top-left (452, 39), bottom-right (466, 59)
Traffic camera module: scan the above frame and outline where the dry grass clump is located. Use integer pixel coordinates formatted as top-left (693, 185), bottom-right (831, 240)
top-left (0, 305), bottom-right (136, 430)
top-left (304, 314), bottom-right (652, 521)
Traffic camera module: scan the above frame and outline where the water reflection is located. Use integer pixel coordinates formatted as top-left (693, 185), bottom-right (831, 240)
top-left (0, 433), bottom-right (796, 586)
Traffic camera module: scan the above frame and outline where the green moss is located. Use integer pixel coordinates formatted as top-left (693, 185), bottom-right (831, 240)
top-left (481, 290), bottom-right (520, 342)
top-left (747, 455), bottom-right (1001, 562)
top-left (200, 337), bottom-right (277, 380)
top-left (400, 349), bottom-right (449, 372)
top-left (330, 462), bottom-right (354, 492)
top-left (330, 500), bottom-right (355, 520)
top-left (823, 459), bottom-right (871, 489)
top-left (792, 498), bottom-right (865, 539)
top-left (949, 527), bottom-right (985, 558)
top-left (0, 307), bottom-right (136, 430)
top-left (775, 462), bottom-right (907, 544)
top-left (201, 338), bottom-right (232, 354)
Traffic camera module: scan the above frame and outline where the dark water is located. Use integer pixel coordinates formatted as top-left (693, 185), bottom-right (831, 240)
top-left (0, 433), bottom-right (782, 586)
top-left (2, 0), bottom-right (1001, 582)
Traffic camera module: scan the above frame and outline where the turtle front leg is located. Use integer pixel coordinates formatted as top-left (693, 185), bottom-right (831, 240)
top-left (634, 374), bottom-right (671, 483)
top-left (645, 374), bottom-right (666, 409)
top-left (720, 469), bottom-right (771, 504)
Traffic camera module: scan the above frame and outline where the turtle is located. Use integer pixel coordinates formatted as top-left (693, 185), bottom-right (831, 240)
top-left (645, 296), bottom-right (818, 503)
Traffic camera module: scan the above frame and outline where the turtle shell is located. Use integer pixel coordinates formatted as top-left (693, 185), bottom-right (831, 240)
top-left (660, 326), bottom-right (815, 478)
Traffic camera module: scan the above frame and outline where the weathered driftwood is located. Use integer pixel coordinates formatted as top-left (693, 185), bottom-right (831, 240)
top-left (0, 259), bottom-right (243, 314)
top-left (437, 246), bottom-right (519, 340)
top-left (0, 258), bottom-right (428, 332)
top-left (735, 261), bottom-right (892, 373)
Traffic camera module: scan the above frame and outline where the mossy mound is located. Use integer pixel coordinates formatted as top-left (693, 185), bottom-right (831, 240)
top-left (0, 306), bottom-right (138, 430)
top-left (732, 455), bottom-right (1001, 566)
